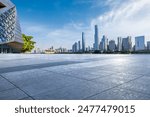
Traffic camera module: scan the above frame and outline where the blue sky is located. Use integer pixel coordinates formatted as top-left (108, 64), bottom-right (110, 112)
top-left (12, 0), bottom-right (150, 49)
top-left (12, 0), bottom-right (107, 28)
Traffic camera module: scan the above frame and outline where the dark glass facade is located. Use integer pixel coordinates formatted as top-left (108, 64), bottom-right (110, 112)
top-left (0, 0), bottom-right (23, 53)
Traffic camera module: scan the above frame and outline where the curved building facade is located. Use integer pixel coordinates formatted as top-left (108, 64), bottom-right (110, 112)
top-left (0, 0), bottom-right (23, 53)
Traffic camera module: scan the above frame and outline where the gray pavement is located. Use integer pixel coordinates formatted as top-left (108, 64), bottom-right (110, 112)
top-left (0, 54), bottom-right (150, 100)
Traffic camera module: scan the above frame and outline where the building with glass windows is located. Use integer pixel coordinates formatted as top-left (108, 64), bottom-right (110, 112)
top-left (147, 41), bottom-right (150, 51)
top-left (117, 37), bottom-right (122, 51)
top-left (82, 32), bottom-right (85, 52)
top-left (109, 40), bottom-right (116, 52)
top-left (94, 25), bottom-right (99, 51)
top-left (135, 36), bottom-right (145, 51)
top-left (122, 36), bottom-right (132, 51)
top-left (0, 0), bottom-right (23, 53)
top-left (100, 35), bottom-right (108, 52)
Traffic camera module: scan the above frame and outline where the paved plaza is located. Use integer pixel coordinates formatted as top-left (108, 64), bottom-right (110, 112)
top-left (0, 54), bottom-right (150, 100)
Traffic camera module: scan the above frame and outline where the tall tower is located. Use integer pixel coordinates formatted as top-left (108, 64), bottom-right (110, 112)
top-left (94, 25), bottom-right (99, 50)
top-left (117, 37), bottom-right (122, 51)
top-left (82, 32), bottom-right (85, 52)
top-left (78, 41), bottom-right (81, 52)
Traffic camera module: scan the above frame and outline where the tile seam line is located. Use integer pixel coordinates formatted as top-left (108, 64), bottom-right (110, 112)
top-left (0, 74), bottom-right (35, 100)
top-left (83, 75), bottom-right (145, 100)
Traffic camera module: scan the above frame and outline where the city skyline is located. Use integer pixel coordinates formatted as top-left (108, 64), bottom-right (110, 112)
top-left (12, 0), bottom-right (150, 49)
top-left (72, 27), bottom-right (150, 53)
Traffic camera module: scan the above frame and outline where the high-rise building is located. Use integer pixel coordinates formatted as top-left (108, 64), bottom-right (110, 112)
top-left (94, 25), bottom-right (99, 50)
top-left (117, 37), bottom-right (122, 51)
top-left (135, 36), bottom-right (145, 51)
top-left (72, 44), bottom-right (74, 52)
top-left (99, 41), bottom-right (103, 51)
top-left (82, 32), bottom-right (85, 52)
top-left (75, 42), bottom-right (78, 52)
top-left (122, 36), bottom-right (132, 51)
top-left (100, 35), bottom-right (108, 51)
top-left (109, 40), bottom-right (116, 52)
top-left (0, 0), bottom-right (23, 53)
top-left (78, 41), bottom-right (81, 52)
top-left (147, 41), bottom-right (150, 50)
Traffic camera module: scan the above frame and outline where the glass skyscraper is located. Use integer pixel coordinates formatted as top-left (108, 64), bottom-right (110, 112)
top-left (94, 25), bottom-right (99, 50)
top-left (122, 36), bottom-right (132, 51)
top-left (82, 32), bottom-right (85, 52)
top-left (117, 37), bottom-right (122, 51)
top-left (135, 36), bottom-right (145, 51)
top-left (109, 40), bottom-right (116, 52)
top-left (101, 35), bottom-right (108, 51)
top-left (0, 0), bottom-right (23, 53)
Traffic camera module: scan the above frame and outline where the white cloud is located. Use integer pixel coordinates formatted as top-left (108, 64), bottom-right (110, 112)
top-left (91, 0), bottom-right (150, 43)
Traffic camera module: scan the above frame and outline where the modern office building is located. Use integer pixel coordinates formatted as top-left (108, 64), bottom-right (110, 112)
top-left (94, 25), bottom-right (99, 50)
top-left (99, 41), bottom-right (103, 51)
top-left (100, 35), bottom-right (108, 51)
top-left (135, 36), bottom-right (145, 51)
top-left (122, 36), bottom-right (132, 51)
top-left (75, 42), bottom-right (78, 52)
top-left (109, 40), bottom-right (116, 52)
top-left (117, 37), bottom-right (122, 51)
top-left (0, 0), bottom-right (23, 53)
top-left (72, 42), bottom-right (78, 53)
top-left (72, 44), bottom-right (74, 52)
top-left (147, 41), bottom-right (150, 50)
top-left (82, 32), bottom-right (85, 52)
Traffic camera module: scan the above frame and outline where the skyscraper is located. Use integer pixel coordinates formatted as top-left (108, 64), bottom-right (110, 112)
top-left (0, 0), bottom-right (23, 53)
top-left (99, 41), bottom-right (103, 51)
top-left (72, 44), bottom-right (75, 52)
top-left (75, 42), bottom-right (78, 52)
top-left (94, 25), bottom-right (99, 50)
top-left (100, 35), bottom-right (108, 51)
top-left (82, 32), bottom-right (85, 52)
top-left (117, 37), bottom-right (122, 51)
top-left (109, 40), bottom-right (116, 52)
top-left (135, 36), bottom-right (145, 51)
top-left (78, 41), bottom-right (81, 52)
top-left (122, 36), bottom-right (132, 51)
top-left (147, 41), bottom-right (150, 50)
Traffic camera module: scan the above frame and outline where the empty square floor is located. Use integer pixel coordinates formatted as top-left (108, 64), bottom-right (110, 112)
top-left (0, 54), bottom-right (150, 100)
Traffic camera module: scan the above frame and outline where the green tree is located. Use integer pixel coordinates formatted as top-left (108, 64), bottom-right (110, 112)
top-left (22, 34), bottom-right (36, 52)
